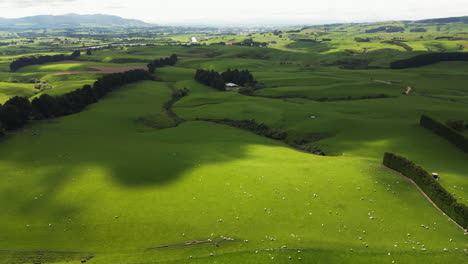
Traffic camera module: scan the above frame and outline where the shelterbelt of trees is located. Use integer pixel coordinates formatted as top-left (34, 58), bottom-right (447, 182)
top-left (9, 50), bottom-right (81, 72)
top-left (383, 153), bottom-right (468, 229)
top-left (147, 54), bottom-right (178, 73)
top-left (0, 69), bottom-right (153, 135)
top-left (390, 52), bottom-right (468, 69)
top-left (195, 68), bottom-right (256, 91)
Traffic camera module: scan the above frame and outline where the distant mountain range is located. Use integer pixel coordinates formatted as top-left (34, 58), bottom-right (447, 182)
top-left (0, 14), bottom-right (466, 30)
top-left (0, 14), bottom-right (151, 28)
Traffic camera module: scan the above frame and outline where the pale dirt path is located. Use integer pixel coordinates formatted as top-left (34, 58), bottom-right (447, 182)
top-left (382, 165), bottom-right (467, 234)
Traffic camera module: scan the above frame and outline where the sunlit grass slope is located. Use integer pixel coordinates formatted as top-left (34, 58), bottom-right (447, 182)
top-left (0, 80), bottom-right (465, 264)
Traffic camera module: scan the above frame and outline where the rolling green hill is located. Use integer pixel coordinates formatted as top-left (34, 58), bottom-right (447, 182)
top-left (0, 17), bottom-right (467, 264)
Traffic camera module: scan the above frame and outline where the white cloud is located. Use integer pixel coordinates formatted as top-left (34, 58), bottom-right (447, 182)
top-left (0, 0), bottom-right (466, 25)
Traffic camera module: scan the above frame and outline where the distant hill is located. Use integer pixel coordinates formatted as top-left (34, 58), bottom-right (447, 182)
top-left (416, 16), bottom-right (468, 24)
top-left (0, 14), bottom-right (152, 28)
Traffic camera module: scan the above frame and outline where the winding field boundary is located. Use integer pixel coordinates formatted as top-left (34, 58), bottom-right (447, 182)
top-left (382, 165), bottom-right (467, 234)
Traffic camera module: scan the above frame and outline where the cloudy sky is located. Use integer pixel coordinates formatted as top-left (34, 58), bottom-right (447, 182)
top-left (0, 0), bottom-right (467, 25)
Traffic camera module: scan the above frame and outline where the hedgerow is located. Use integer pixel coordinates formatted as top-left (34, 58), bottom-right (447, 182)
top-left (383, 153), bottom-right (467, 229)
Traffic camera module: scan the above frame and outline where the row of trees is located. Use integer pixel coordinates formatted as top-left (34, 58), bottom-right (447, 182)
top-left (147, 54), bottom-right (178, 73)
top-left (194, 69), bottom-right (256, 91)
top-left (365, 26), bottom-right (404, 33)
top-left (381, 40), bottom-right (413, 51)
top-left (420, 115), bottom-right (468, 154)
top-left (221, 69), bottom-right (256, 86)
top-left (197, 118), bottom-right (288, 140)
top-left (195, 69), bottom-right (226, 90)
top-left (233, 39), bottom-right (268, 47)
top-left (390, 52), bottom-right (468, 69)
top-left (383, 153), bottom-right (468, 229)
top-left (410, 28), bottom-right (427, 32)
top-left (10, 50), bottom-right (81, 72)
top-left (0, 69), bottom-right (153, 135)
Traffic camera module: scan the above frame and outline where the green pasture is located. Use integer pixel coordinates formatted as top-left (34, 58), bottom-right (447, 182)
top-left (0, 81), bottom-right (36, 103)
top-left (0, 80), bottom-right (466, 264)
top-left (0, 22), bottom-right (467, 264)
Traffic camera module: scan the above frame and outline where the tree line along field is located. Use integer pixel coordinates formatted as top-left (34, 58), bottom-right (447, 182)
top-left (0, 20), bottom-right (467, 264)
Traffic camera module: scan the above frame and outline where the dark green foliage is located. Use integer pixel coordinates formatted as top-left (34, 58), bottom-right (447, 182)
top-left (195, 69), bottom-right (256, 91)
top-left (10, 50), bottom-right (81, 72)
top-left (420, 115), bottom-right (468, 154)
top-left (172, 88), bottom-right (189, 100)
top-left (194, 69), bottom-right (225, 91)
top-left (445, 119), bottom-right (465, 132)
top-left (0, 105), bottom-right (24, 130)
top-left (381, 40), bottom-right (413, 51)
top-left (86, 49), bottom-right (92, 55)
top-left (70, 50), bottom-right (81, 58)
top-left (162, 88), bottom-right (189, 126)
top-left (316, 94), bottom-right (390, 101)
top-left (334, 58), bottom-right (373, 69)
top-left (0, 120), bottom-right (4, 137)
top-left (198, 118), bottom-right (288, 140)
top-left (410, 28), bottom-right (427, 32)
top-left (221, 69), bottom-right (256, 86)
top-left (10, 54), bottom-right (65, 72)
top-left (147, 54), bottom-right (178, 73)
top-left (417, 16), bottom-right (468, 23)
top-left (390, 52), bottom-right (468, 69)
top-left (365, 26), bottom-right (404, 33)
top-left (383, 153), bottom-right (467, 229)
top-left (31, 94), bottom-right (59, 119)
top-left (232, 39), bottom-right (268, 47)
top-left (354, 37), bottom-right (370, 42)
top-left (0, 96), bottom-right (31, 130)
top-left (4, 96), bottom-right (31, 122)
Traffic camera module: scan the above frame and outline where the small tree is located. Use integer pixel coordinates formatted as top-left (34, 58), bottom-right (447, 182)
top-left (86, 49), bottom-right (92, 55)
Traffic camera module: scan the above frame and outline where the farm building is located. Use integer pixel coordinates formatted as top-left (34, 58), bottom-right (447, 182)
top-left (226, 83), bottom-right (238, 88)
top-left (432, 173), bottom-right (440, 180)
top-left (225, 41), bottom-right (238, 45)
top-left (191, 37), bottom-right (198, 43)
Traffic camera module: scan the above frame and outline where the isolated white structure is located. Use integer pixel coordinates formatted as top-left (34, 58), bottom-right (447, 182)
top-left (191, 37), bottom-right (198, 43)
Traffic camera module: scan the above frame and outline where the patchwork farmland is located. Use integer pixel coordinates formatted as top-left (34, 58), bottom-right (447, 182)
top-left (0, 15), bottom-right (467, 264)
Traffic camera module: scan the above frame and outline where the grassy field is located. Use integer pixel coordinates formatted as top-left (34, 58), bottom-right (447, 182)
top-left (0, 20), bottom-right (467, 264)
top-left (0, 80), bottom-right (466, 264)
top-left (0, 81), bottom-right (37, 103)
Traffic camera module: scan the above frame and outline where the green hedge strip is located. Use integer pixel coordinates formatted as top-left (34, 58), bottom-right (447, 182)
top-left (420, 115), bottom-right (468, 154)
top-left (383, 152), bottom-right (467, 229)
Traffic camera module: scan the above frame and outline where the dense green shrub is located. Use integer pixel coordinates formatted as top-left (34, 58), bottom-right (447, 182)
top-left (0, 120), bottom-right (4, 138)
top-left (410, 28), bottom-right (427, 32)
top-left (147, 54), bottom-right (178, 73)
top-left (420, 115), bottom-right (468, 153)
top-left (0, 96), bottom-right (32, 130)
top-left (366, 26), bottom-right (404, 33)
top-left (195, 69), bottom-right (256, 91)
top-left (354, 37), bottom-right (370, 42)
top-left (232, 39), bottom-right (268, 47)
top-left (383, 153), bottom-right (467, 229)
